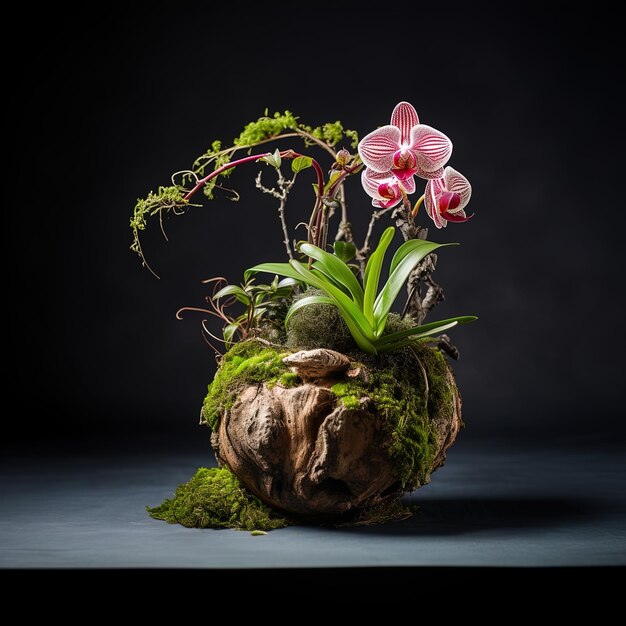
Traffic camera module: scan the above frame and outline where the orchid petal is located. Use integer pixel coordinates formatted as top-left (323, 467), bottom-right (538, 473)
top-left (424, 180), bottom-right (445, 229)
top-left (358, 125), bottom-right (401, 173)
top-left (361, 168), bottom-right (389, 198)
top-left (415, 164), bottom-right (444, 180)
top-left (391, 101), bottom-right (419, 145)
top-left (399, 175), bottom-right (415, 195)
top-left (441, 210), bottom-right (473, 223)
top-left (410, 125), bottom-right (453, 173)
top-left (443, 166), bottom-right (472, 211)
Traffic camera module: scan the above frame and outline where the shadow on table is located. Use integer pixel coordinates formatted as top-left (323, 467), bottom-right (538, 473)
top-left (339, 497), bottom-right (612, 536)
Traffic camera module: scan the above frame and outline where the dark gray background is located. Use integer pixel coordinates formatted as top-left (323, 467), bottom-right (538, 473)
top-left (7, 3), bottom-right (623, 450)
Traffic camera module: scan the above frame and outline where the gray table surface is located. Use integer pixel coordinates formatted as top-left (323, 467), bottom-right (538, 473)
top-left (1, 440), bottom-right (625, 568)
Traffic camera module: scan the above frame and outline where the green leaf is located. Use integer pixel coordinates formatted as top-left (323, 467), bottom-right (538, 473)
top-left (363, 227), bottom-right (395, 327)
top-left (389, 238), bottom-right (458, 276)
top-left (284, 295), bottom-right (334, 327)
top-left (288, 260), bottom-right (377, 353)
top-left (333, 241), bottom-right (357, 263)
top-left (291, 155), bottom-right (313, 173)
top-left (373, 240), bottom-right (455, 335)
top-left (245, 262), bottom-right (302, 283)
top-left (223, 323), bottom-right (240, 347)
top-left (300, 242), bottom-right (364, 308)
top-left (323, 170), bottom-right (341, 193)
top-left (258, 148), bottom-right (282, 169)
top-left (277, 277), bottom-right (300, 289)
top-left (213, 285), bottom-right (251, 306)
top-left (375, 316), bottom-right (477, 351)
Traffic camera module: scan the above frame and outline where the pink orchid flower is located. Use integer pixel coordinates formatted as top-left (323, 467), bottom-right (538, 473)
top-left (424, 166), bottom-right (473, 228)
top-left (358, 101), bottom-right (453, 181)
top-left (361, 168), bottom-right (415, 209)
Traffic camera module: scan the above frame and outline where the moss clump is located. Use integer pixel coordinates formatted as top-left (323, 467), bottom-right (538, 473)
top-left (286, 289), bottom-right (354, 352)
top-left (331, 343), bottom-right (455, 490)
top-left (147, 467), bottom-right (287, 531)
top-left (202, 340), bottom-right (297, 429)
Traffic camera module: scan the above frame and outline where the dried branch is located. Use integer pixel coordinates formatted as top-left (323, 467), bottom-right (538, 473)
top-left (255, 169), bottom-right (296, 260)
top-left (437, 334), bottom-right (460, 360)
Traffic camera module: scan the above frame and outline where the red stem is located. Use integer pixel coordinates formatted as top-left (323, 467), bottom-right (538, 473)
top-left (184, 150), bottom-right (324, 205)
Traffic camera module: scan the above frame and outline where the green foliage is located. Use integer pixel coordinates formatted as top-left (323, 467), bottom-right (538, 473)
top-left (131, 110), bottom-right (360, 270)
top-left (130, 185), bottom-right (196, 266)
top-left (248, 227), bottom-right (477, 355)
top-left (331, 344), bottom-right (454, 489)
top-left (212, 275), bottom-right (298, 348)
top-left (234, 110), bottom-right (300, 146)
top-left (333, 240), bottom-right (357, 263)
top-left (147, 467), bottom-right (287, 531)
top-left (201, 340), bottom-right (295, 430)
top-left (344, 128), bottom-right (359, 149)
top-left (234, 111), bottom-right (358, 151)
top-left (291, 155), bottom-right (313, 173)
top-left (258, 149), bottom-right (282, 169)
top-left (300, 120), bottom-right (344, 146)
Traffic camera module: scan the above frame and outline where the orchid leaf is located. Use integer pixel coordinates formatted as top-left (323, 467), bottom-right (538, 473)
top-left (363, 227), bottom-right (395, 327)
top-left (300, 242), bottom-right (363, 307)
top-left (333, 241), bottom-right (357, 263)
top-left (213, 284), bottom-right (251, 306)
top-left (374, 240), bottom-right (453, 335)
top-left (376, 316), bottom-right (477, 351)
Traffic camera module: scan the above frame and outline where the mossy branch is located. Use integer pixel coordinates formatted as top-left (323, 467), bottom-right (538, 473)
top-left (130, 110), bottom-right (360, 275)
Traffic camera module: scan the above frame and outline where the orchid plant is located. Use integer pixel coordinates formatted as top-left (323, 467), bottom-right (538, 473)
top-left (131, 102), bottom-right (476, 356)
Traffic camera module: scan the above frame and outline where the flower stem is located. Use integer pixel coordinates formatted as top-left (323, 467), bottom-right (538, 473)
top-left (411, 194), bottom-right (425, 217)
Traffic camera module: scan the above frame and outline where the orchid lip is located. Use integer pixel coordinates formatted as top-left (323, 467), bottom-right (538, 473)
top-left (439, 191), bottom-right (462, 213)
top-left (391, 167), bottom-right (417, 181)
top-left (440, 211), bottom-right (474, 223)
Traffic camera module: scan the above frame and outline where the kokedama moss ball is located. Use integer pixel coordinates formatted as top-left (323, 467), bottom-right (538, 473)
top-left (286, 289), bottom-right (353, 352)
top-left (204, 339), bottom-right (462, 518)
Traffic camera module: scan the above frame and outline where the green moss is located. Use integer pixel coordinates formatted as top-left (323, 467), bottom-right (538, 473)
top-left (286, 289), bottom-right (354, 352)
top-left (278, 372), bottom-right (300, 388)
top-left (331, 344), bottom-right (455, 490)
top-left (202, 340), bottom-right (290, 429)
top-left (147, 467), bottom-right (287, 531)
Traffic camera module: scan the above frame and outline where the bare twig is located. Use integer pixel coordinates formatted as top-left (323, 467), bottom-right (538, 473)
top-left (255, 169), bottom-right (296, 260)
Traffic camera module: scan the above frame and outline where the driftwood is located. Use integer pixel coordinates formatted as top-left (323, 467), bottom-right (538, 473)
top-left (211, 349), bottom-right (462, 517)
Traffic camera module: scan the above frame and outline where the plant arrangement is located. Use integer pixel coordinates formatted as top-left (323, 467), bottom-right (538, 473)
top-left (134, 101), bottom-right (477, 530)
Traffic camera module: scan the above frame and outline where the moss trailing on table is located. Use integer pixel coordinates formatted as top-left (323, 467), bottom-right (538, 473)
top-left (201, 339), bottom-right (297, 429)
top-left (147, 467), bottom-right (287, 531)
top-left (332, 343), bottom-right (454, 490)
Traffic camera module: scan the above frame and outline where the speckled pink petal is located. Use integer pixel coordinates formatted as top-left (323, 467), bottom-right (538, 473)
top-left (361, 168), bottom-right (390, 199)
top-left (415, 164), bottom-right (444, 180)
top-left (410, 125), bottom-right (453, 173)
top-left (390, 101), bottom-right (419, 145)
top-left (358, 125), bottom-right (401, 173)
top-left (424, 180), bottom-right (446, 229)
top-left (442, 166), bottom-right (472, 212)
top-left (399, 175), bottom-right (416, 195)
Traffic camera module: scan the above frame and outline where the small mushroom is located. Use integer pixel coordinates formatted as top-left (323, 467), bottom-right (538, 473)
top-left (283, 349), bottom-right (351, 380)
